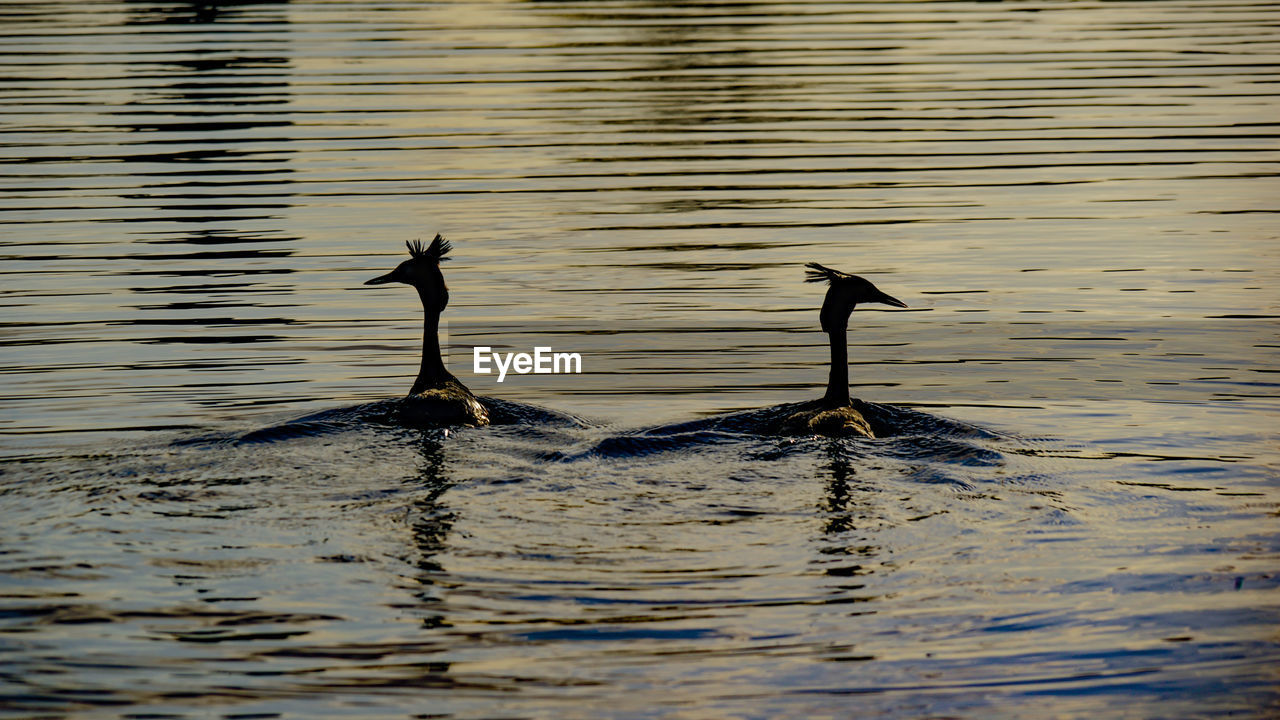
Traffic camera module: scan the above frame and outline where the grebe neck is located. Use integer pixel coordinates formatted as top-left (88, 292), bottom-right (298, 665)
top-left (410, 288), bottom-right (454, 395)
top-left (822, 327), bottom-right (850, 406)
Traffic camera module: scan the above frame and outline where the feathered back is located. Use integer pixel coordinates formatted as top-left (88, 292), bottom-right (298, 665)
top-left (407, 233), bottom-right (452, 263)
top-left (804, 262), bottom-right (851, 284)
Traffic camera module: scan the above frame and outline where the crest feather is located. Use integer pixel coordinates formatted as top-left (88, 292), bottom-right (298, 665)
top-left (406, 233), bottom-right (452, 262)
top-left (804, 262), bottom-right (851, 284)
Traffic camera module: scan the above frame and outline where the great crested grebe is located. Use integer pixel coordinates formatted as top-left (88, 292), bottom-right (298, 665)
top-left (777, 262), bottom-right (907, 438)
top-left (364, 234), bottom-right (489, 427)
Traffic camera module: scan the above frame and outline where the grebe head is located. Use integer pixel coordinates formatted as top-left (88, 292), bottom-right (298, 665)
top-left (365, 234), bottom-right (452, 312)
top-left (804, 262), bottom-right (906, 333)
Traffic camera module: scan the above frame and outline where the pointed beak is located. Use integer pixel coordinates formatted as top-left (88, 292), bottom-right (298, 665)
top-left (875, 291), bottom-right (907, 308)
top-left (364, 271), bottom-right (396, 285)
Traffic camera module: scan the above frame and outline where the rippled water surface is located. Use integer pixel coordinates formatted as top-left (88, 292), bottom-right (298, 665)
top-left (2, 1), bottom-right (1278, 718)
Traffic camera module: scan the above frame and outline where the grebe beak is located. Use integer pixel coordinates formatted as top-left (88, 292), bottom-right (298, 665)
top-left (874, 291), bottom-right (907, 308)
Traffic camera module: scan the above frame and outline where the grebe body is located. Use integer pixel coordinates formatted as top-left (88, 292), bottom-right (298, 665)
top-left (776, 262), bottom-right (906, 438)
top-left (365, 235), bottom-right (489, 428)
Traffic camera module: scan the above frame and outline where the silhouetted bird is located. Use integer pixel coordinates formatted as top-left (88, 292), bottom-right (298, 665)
top-left (365, 235), bottom-right (489, 427)
top-left (555, 262), bottom-right (921, 453)
top-left (777, 263), bottom-right (907, 438)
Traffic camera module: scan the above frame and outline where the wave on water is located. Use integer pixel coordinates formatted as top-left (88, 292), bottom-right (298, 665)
top-left (171, 395), bottom-right (593, 447)
top-left (553, 399), bottom-right (1015, 461)
top-left (151, 390), bottom-right (1084, 516)
top-left (167, 394), bottom-right (1060, 495)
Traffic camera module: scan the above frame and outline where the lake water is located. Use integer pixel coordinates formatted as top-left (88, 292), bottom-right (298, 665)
top-left (2, 1), bottom-right (1278, 717)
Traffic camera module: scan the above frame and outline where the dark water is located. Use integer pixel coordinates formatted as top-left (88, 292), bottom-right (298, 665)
top-left (2, 1), bottom-right (1278, 717)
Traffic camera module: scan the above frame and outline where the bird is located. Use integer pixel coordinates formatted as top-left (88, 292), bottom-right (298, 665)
top-left (364, 234), bottom-right (490, 428)
top-left (776, 262), bottom-right (907, 438)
